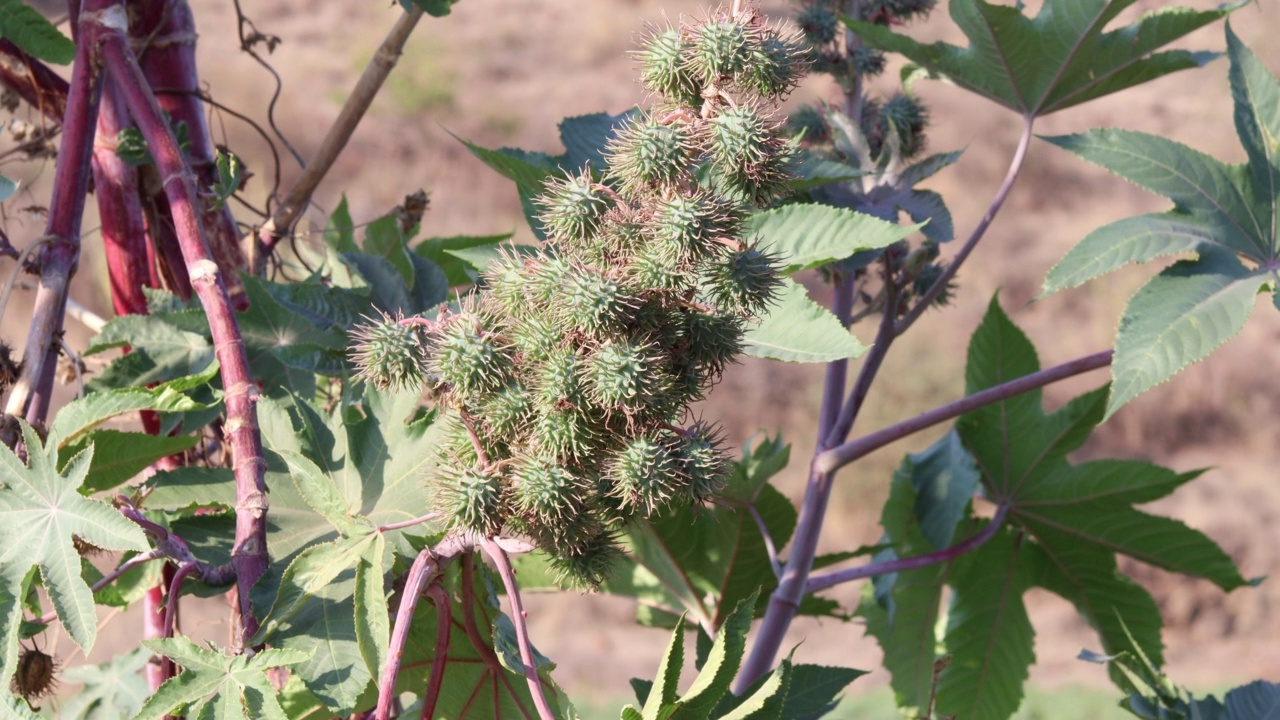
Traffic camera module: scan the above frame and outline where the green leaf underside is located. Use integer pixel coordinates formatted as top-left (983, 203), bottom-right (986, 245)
top-left (845, 0), bottom-right (1238, 116)
top-left (744, 203), bottom-right (918, 274)
top-left (1108, 249), bottom-right (1266, 419)
top-left (743, 280), bottom-right (866, 363)
top-left (0, 423), bottom-right (148, 655)
top-left (49, 364), bottom-right (218, 443)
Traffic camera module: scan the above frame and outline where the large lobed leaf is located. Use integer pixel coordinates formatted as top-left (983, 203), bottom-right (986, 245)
top-left (135, 639), bottom-right (309, 720)
top-left (0, 423), bottom-right (148, 658)
top-left (744, 203), bottom-right (918, 275)
top-left (1042, 25), bottom-right (1278, 417)
top-left (845, 0), bottom-right (1239, 117)
top-left (743, 280), bottom-right (866, 363)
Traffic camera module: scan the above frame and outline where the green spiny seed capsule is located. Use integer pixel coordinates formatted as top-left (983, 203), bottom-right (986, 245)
top-left (708, 106), bottom-right (792, 203)
top-left (538, 172), bottom-right (613, 246)
top-left (638, 26), bottom-right (702, 107)
top-left (532, 405), bottom-right (598, 461)
top-left (693, 19), bottom-right (754, 81)
top-left (744, 30), bottom-right (804, 98)
top-left (559, 267), bottom-right (632, 333)
top-left (509, 313), bottom-right (561, 363)
top-left (879, 92), bottom-right (928, 158)
top-left (480, 382), bottom-right (530, 439)
top-left (682, 308), bottom-right (744, 376)
top-left (348, 313), bottom-right (426, 390)
top-left (649, 191), bottom-right (740, 259)
top-left (608, 435), bottom-right (682, 514)
top-left (545, 524), bottom-right (622, 588)
top-left (440, 465), bottom-right (506, 536)
top-left (787, 105), bottom-right (830, 145)
top-left (701, 245), bottom-right (784, 314)
top-left (671, 421), bottom-right (728, 503)
top-left (513, 456), bottom-right (583, 522)
top-left (586, 340), bottom-right (672, 412)
top-left (608, 118), bottom-right (695, 197)
top-left (526, 255), bottom-right (573, 305)
top-left (851, 46), bottom-right (887, 76)
top-left (534, 346), bottom-right (584, 406)
top-left (484, 251), bottom-right (532, 317)
top-left (430, 314), bottom-right (508, 400)
top-left (627, 238), bottom-right (687, 292)
top-left (797, 4), bottom-right (839, 45)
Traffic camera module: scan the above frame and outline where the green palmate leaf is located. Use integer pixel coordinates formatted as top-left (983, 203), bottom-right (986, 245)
top-left (0, 423), bottom-right (148, 654)
top-left (559, 110), bottom-right (636, 173)
top-left (58, 647), bottom-right (152, 720)
top-left (414, 232), bottom-right (514, 285)
top-left (460, 136), bottom-right (559, 239)
top-left (743, 280), bottom-right (866, 363)
top-left (845, 0), bottom-right (1238, 117)
top-left (363, 214), bottom-right (415, 285)
top-left (0, 0), bottom-right (75, 64)
top-left (675, 592), bottom-right (756, 717)
top-left (49, 363), bottom-right (219, 444)
top-left (1041, 27), bottom-right (1280, 415)
top-left (934, 529), bottom-right (1037, 720)
top-left (1107, 247), bottom-right (1268, 419)
top-left (135, 638), bottom-right (309, 720)
top-left (903, 430), bottom-right (980, 551)
top-left (1042, 213), bottom-right (1230, 295)
top-left (896, 189), bottom-right (953, 244)
top-left (641, 615), bottom-right (686, 720)
top-left (718, 660), bottom-right (790, 720)
top-left (60, 430), bottom-right (201, 494)
top-left (86, 314), bottom-right (215, 390)
top-left (788, 156), bottom-right (863, 192)
top-left (237, 275), bottom-right (348, 382)
top-left (745, 203), bottom-right (918, 275)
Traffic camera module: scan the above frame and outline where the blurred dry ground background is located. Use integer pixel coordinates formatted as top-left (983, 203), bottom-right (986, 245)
top-left (3, 0), bottom-right (1280, 714)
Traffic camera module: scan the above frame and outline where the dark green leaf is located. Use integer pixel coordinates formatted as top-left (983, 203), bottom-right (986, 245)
top-left (0, 0), bottom-right (75, 64)
top-left (135, 639), bottom-right (309, 720)
top-left (746, 203), bottom-right (918, 275)
top-left (60, 430), bottom-right (201, 494)
top-left (845, 0), bottom-right (1239, 116)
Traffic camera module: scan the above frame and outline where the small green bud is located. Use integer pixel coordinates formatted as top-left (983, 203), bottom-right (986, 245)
top-left (430, 314), bottom-right (509, 401)
top-left (681, 307), bottom-right (744, 377)
top-left (627, 238), bottom-right (688, 292)
top-left (692, 19), bottom-right (754, 82)
top-left (349, 313), bottom-right (426, 390)
top-left (438, 464), bottom-right (506, 536)
top-left (638, 27), bottom-right (702, 108)
top-left (538, 172), bottom-right (613, 246)
top-left (607, 435), bottom-right (681, 514)
top-left (701, 245), bottom-right (784, 315)
top-left (607, 117), bottom-right (695, 197)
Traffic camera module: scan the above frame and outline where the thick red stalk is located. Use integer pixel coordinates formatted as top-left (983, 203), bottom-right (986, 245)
top-left (4, 1), bottom-right (105, 424)
top-left (94, 77), bottom-right (151, 317)
top-left (482, 538), bottom-right (557, 720)
top-left (0, 39), bottom-right (70, 124)
top-left (131, 0), bottom-right (246, 307)
top-left (99, 20), bottom-right (268, 647)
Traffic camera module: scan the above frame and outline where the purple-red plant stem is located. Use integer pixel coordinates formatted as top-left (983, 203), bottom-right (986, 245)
top-left (748, 504), bottom-right (782, 580)
top-left (741, 119), bottom-right (1037, 689)
top-left (143, 584), bottom-right (166, 690)
top-left (99, 26), bottom-right (268, 648)
top-left (805, 503), bottom-right (1010, 593)
top-left (94, 76), bottom-right (152, 317)
top-left (34, 549), bottom-right (162, 625)
top-left (481, 538), bottom-right (557, 720)
top-left (895, 116), bottom-right (1035, 334)
top-left (0, 39), bottom-right (70, 124)
top-left (4, 1), bottom-right (106, 424)
top-left (132, 0), bottom-right (246, 306)
top-left (162, 561), bottom-right (197, 639)
top-left (250, 6), bottom-right (423, 270)
top-left (817, 350), bottom-right (1114, 475)
top-left (418, 583), bottom-right (452, 720)
top-left (816, 274), bottom-right (854, 439)
top-left (377, 547), bottom-right (439, 720)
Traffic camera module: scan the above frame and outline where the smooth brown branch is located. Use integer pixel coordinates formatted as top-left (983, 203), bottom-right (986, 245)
top-left (816, 350), bottom-right (1114, 475)
top-left (100, 20), bottom-right (269, 648)
top-left (481, 538), bottom-right (558, 720)
top-left (804, 503), bottom-right (1011, 594)
top-left (250, 6), bottom-right (424, 270)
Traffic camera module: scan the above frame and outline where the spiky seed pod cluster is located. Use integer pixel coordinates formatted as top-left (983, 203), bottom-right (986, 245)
top-left (352, 3), bottom-right (799, 587)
